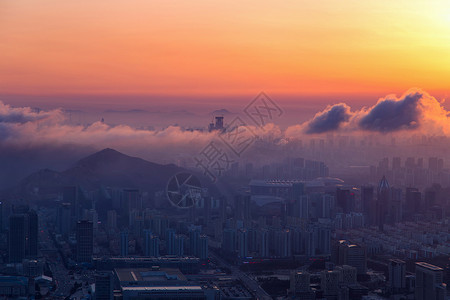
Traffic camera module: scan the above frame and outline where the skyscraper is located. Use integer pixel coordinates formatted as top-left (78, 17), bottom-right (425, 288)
top-left (361, 186), bottom-right (374, 225)
top-left (377, 176), bottom-right (390, 231)
top-left (76, 220), bottom-right (93, 263)
top-left (335, 240), bottom-right (367, 275)
top-left (237, 229), bottom-right (248, 258)
top-left (145, 231), bottom-right (160, 258)
top-left (8, 214), bottom-right (25, 263)
top-left (189, 227), bottom-right (200, 256)
top-left (165, 228), bottom-right (176, 255)
top-left (389, 259), bottom-right (406, 292)
top-left (8, 210), bottom-right (38, 263)
top-left (120, 231), bottom-right (129, 257)
top-left (290, 271), bottom-right (314, 299)
top-left (174, 234), bottom-right (185, 256)
top-left (415, 262), bottom-right (446, 300)
top-left (95, 271), bottom-right (114, 300)
top-left (258, 229), bottom-right (269, 257)
top-left (57, 202), bottom-right (71, 237)
top-left (198, 235), bottom-right (208, 260)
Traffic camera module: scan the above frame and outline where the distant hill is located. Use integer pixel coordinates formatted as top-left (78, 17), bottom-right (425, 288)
top-left (210, 108), bottom-right (233, 115)
top-left (9, 148), bottom-right (185, 199)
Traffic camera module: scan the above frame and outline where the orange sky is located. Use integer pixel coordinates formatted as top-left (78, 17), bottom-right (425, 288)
top-left (1, 0), bottom-right (450, 101)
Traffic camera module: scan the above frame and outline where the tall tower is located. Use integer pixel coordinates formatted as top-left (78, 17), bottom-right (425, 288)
top-left (8, 214), bottom-right (25, 263)
top-left (76, 220), bottom-right (93, 263)
top-left (8, 210), bottom-right (39, 263)
top-left (120, 231), bottom-right (129, 257)
top-left (415, 262), bottom-right (446, 300)
top-left (377, 176), bottom-right (390, 231)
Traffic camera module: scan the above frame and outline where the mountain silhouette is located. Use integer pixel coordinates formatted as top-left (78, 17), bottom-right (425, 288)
top-left (10, 148), bottom-right (185, 199)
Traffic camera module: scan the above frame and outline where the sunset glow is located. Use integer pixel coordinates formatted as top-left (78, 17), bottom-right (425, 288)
top-left (1, 0), bottom-right (450, 100)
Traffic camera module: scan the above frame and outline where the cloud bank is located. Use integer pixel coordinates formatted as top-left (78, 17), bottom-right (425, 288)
top-left (0, 88), bottom-right (449, 187)
top-left (305, 103), bottom-right (352, 134)
top-left (298, 89), bottom-right (449, 135)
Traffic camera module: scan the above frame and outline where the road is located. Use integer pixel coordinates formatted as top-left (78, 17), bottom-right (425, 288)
top-left (38, 213), bottom-right (73, 299)
top-left (210, 252), bottom-right (272, 300)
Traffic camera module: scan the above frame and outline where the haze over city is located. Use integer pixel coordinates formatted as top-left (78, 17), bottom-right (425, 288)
top-left (0, 1), bottom-right (449, 300)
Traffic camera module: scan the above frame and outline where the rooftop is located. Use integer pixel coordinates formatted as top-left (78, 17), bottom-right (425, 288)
top-left (415, 262), bottom-right (443, 271)
top-left (115, 268), bottom-right (187, 283)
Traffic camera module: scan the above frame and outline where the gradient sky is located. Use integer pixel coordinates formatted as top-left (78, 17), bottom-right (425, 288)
top-left (1, 0), bottom-right (450, 106)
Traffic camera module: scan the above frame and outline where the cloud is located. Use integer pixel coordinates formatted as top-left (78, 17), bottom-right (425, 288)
top-left (304, 103), bottom-right (352, 134)
top-left (358, 90), bottom-right (422, 132)
top-left (0, 101), bottom-right (63, 124)
top-left (296, 88), bottom-right (450, 135)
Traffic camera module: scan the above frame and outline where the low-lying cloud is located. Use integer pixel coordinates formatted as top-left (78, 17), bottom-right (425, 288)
top-left (300, 89), bottom-right (450, 135)
top-left (305, 103), bottom-right (352, 134)
top-left (358, 91), bottom-right (422, 132)
top-left (1, 88), bottom-right (449, 188)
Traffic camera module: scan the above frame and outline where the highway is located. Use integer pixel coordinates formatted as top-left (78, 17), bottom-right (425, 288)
top-left (38, 214), bottom-right (73, 299)
top-left (210, 251), bottom-right (272, 300)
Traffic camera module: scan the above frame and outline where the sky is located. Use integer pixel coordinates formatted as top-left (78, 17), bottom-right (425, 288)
top-left (1, 0), bottom-right (450, 109)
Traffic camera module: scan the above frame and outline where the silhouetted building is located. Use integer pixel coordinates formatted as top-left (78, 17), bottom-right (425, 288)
top-left (166, 228), bottom-right (176, 255)
top-left (336, 188), bottom-right (355, 213)
top-left (361, 186), bottom-right (374, 225)
top-left (415, 262), bottom-right (446, 300)
top-left (208, 116), bottom-right (224, 132)
top-left (76, 220), bottom-right (93, 263)
top-left (290, 271), bottom-right (314, 299)
top-left (57, 202), bottom-right (71, 237)
top-left (8, 210), bottom-right (38, 263)
top-left (95, 271), bottom-right (113, 300)
top-left (389, 259), bottom-right (406, 292)
top-left (8, 214), bottom-right (25, 263)
top-left (120, 231), bottom-right (129, 257)
top-left (377, 176), bottom-right (390, 231)
top-left (334, 240), bottom-right (367, 275)
top-left (198, 235), bottom-right (208, 260)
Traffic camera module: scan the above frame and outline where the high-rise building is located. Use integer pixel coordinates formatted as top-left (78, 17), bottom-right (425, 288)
top-left (107, 210), bottom-right (117, 231)
top-left (8, 214), bottom-right (25, 263)
top-left (361, 186), bottom-right (374, 225)
top-left (174, 235), bottom-right (185, 256)
top-left (120, 231), bottom-right (129, 257)
top-left (415, 262), bottom-right (446, 300)
top-left (8, 210), bottom-right (38, 263)
top-left (276, 229), bottom-right (291, 258)
top-left (0, 201), bottom-right (3, 233)
top-left (405, 188), bottom-right (421, 218)
top-left (222, 228), bottom-right (236, 254)
top-left (290, 271), bottom-right (314, 299)
top-left (336, 265), bottom-right (357, 285)
top-left (392, 157), bottom-right (401, 170)
top-left (57, 203), bottom-right (71, 237)
top-left (64, 186), bottom-right (80, 220)
top-left (258, 229), bottom-right (269, 257)
top-left (198, 235), bottom-right (208, 260)
top-left (145, 234), bottom-right (160, 257)
top-left (321, 270), bottom-right (341, 297)
top-left (165, 228), bottom-right (176, 255)
top-left (335, 240), bottom-right (367, 275)
top-left (76, 220), bottom-right (93, 263)
top-left (189, 227), bottom-right (200, 256)
top-left (389, 259), bottom-right (406, 292)
top-left (336, 188), bottom-right (355, 213)
top-left (237, 229), bottom-right (248, 258)
top-left (377, 176), bottom-right (390, 231)
top-left (95, 271), bottom-right (114, 300)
